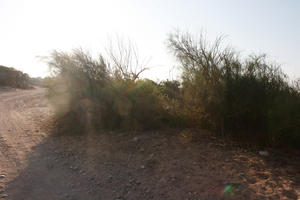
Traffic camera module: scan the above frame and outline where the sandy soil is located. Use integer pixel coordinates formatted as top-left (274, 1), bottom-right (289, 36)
top-left (0, 87), bottom-right (299, 200)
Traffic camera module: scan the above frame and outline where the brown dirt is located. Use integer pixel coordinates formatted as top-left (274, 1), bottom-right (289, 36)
top-left (0, 87), bottom-right (299, 200)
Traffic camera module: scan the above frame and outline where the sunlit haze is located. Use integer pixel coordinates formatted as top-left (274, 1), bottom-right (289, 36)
top-left (1, 0), bottom-right (299, 80)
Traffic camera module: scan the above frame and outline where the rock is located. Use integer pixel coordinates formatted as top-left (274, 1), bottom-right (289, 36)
top-left (129, 178), bottom-right (134, 183)
top-left (1, 194), bottom-right (8, 198)
top-left (140, 165), bottom-right (145, 169)
top-left (259, 151), bottom-right (269, 156)
top-left (133, 137), bottom-right (139, 142)
top-left (0, 175), bottom-right (5, 179)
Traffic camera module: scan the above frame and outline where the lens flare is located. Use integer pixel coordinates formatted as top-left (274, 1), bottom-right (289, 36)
top-left (224, 184), bottom-right (232, 193)
top-left (222, 183), bottom-right (237, 197)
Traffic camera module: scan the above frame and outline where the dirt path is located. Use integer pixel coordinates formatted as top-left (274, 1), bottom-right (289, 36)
top-left (0, 87), bottom-right (48, 178)
top-left (0, 87), bottom-right (52, 199)
top-left (0, 87), bottom-right (299, 200)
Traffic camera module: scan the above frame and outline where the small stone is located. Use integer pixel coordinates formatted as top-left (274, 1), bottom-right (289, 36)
top-left (0, 175), bottom-right (6, 179)
top-left (133, 137), bottom-right (139, 142)
top-left (140, 165), bottom-right (145, 169)
top-left (1, 194), bottom-right (8, 198)
top-left (259, 151), bottom-right (269, 156)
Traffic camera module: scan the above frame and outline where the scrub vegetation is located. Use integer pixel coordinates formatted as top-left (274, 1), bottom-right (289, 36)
top-left (44, 31), bottom-right (300, 148)
top-left (0, 65), bottom-right (31, 89)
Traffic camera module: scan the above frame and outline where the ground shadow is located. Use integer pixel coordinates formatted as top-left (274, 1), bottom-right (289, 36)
top-left (5, 128), bottom-right (300, 200)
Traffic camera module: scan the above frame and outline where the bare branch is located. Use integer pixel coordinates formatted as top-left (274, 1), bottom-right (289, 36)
top-left (106, 36), bottom-right (149, 81)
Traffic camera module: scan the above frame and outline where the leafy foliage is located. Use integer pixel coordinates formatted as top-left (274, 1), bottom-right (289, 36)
top-left (45, 33), bottom-right (300, 148)
top-left (167, 31), bottom-right (300, 147)
top-left (45, 49), bottom-right (170, 132)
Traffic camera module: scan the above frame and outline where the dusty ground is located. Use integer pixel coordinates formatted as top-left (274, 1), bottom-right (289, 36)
top-left (0, 87), bottom-right (299, 200)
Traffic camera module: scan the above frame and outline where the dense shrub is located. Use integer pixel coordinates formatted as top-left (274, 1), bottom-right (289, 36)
top-left (46, 33), bottom-right (300, 147)
top-left (0, 65), bottom-right (31, 89)
top-left (167, 31), bottom-right (300, 147)
top-left (159, 80), bottom-right (187, 127)
top-left (45, 49), bottom-right (171, 132)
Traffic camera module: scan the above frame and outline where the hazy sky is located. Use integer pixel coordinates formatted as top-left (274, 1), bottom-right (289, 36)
top-left (1, 0), bottom-right (299, 80)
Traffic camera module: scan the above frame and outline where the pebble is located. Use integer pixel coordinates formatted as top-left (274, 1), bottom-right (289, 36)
top-left (259, 151), bottom-right (269, 156)
top-left (88, 177), bottom-right (95, 181)
top-left (0, 175), bottom-right (5, 179)
top-left (133, 137), bottom-right (139, 142)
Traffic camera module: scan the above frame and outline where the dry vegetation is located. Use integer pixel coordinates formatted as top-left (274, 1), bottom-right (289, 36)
top-left (1, 32), bottom-right (299, 200)
top-left (45, 31), bottom-right (300, 148)
top-left (0, 65), bottom-right (31, 89)
top-left (0, 65), bottom-right (44, 89)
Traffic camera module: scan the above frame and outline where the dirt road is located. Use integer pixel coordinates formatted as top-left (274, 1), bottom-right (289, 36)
top-left (0, 87), bottom-right (299, 200)
top-left (0, 87), bottom-right (53, 199)
top-left (0, 87), bottom-right (50, 178)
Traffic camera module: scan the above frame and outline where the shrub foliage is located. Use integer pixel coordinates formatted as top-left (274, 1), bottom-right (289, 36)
top-left (0, 65), bottom-right (31, 89)
top-left (45, 33), bottom-right (300, 147)
top-left (167, 31), bottom-right (300, 147)
top-left (45, 49), bottom-right (173, 132)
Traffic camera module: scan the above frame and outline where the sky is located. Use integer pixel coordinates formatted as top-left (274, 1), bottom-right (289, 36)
top-left (0, 0), bottom-right (299, 80)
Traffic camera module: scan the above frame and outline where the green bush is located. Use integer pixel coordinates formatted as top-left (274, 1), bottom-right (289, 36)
top-left (45, 34), bottom-right (300, 148)
top-left (45, 49), bottom-right (172, 132)
top-left (167, 31), bottom-right (300, 147)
